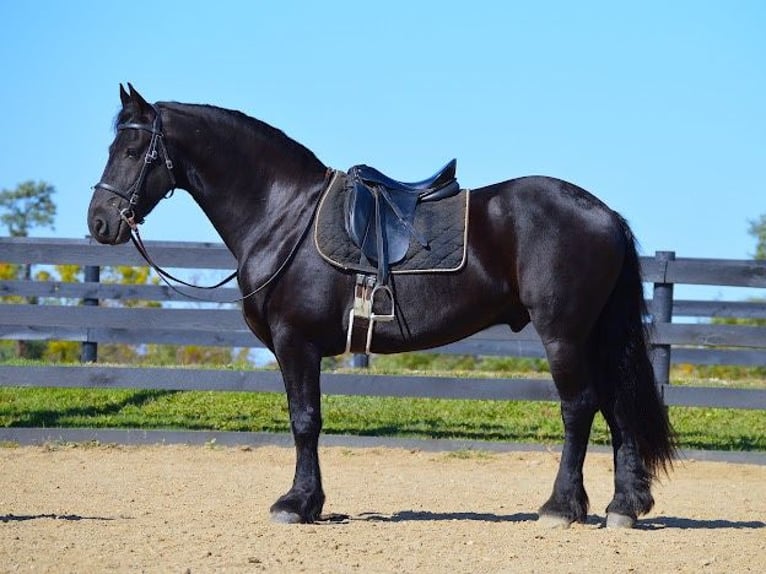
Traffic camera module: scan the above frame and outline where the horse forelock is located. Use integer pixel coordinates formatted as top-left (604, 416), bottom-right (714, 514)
top-left (112, 108), bottom-right (130, 133)
top-left (111, 101), bottom-right (154, 135)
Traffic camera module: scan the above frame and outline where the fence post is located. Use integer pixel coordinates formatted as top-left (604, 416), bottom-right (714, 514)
top-left (650, 251), bottom-right (675, 395)
top-left (81, 264), bottom-right (100, 363)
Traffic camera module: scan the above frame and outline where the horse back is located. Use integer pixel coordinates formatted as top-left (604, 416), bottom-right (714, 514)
top-left (471, 175), bottom-right (626, 257)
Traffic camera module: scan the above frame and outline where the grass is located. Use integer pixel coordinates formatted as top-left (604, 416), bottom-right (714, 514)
top-left (0, 376), bottom-right (764, 452)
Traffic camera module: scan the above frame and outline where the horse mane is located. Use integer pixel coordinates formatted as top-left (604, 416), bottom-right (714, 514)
top-left (157, 102), bottom-right (324, 168)
top-left (112, 100), bottom-right (324, 171)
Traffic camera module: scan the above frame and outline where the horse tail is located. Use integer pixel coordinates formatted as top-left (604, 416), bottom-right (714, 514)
top-left (592, 214), bottom-right (676, 476)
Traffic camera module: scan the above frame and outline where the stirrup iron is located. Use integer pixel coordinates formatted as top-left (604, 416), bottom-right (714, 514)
top-left (345, 274), bottom-right (395, 355)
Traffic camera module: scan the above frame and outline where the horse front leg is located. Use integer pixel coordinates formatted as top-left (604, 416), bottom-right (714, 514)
top-left (269, 339), bottom-right (325, 524)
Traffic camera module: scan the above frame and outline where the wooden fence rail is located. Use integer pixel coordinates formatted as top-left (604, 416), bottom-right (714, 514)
top-left (1, 237), bottom-right (765, 411)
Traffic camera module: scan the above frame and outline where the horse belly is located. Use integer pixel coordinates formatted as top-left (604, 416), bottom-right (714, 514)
top-left (367, 263), bottom-right (525, 354)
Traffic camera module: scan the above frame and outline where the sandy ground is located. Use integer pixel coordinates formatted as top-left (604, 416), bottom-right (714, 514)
top-left (1, 444), bottom-right (764, 573)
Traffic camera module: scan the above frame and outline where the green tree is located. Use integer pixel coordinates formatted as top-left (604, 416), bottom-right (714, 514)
top-left (1, 181), bottom-right (57, 359)
top-left (0, 180), bottom-right (57, 285)
top-left (749, 214), bottom-right (766, 260)
top-left (0, 180), bottom-right (56, 237)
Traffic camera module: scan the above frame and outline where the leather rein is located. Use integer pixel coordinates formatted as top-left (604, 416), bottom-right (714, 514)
top-left (93, 104), bottom-right (325, 303)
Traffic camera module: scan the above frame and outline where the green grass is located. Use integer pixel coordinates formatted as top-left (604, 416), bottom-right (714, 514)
top-left (1, 381), bottom-right (764, 452)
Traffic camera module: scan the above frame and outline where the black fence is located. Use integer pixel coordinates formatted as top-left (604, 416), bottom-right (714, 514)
top-left (1, 237), bottom-right (765, 412)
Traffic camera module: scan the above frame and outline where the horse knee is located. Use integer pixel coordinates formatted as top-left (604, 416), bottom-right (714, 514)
top-left (290, 405), bottom-right (322, 439)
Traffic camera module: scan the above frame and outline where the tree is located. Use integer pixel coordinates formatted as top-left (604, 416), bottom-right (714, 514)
top-left (749, 215), bottom-right (766, 260)
top-left (1, 181), bottom-right (57, 359)
top-left (0, 180), bottom-right (56, 237)
top-left (0, 180), bottom-right (57, 284)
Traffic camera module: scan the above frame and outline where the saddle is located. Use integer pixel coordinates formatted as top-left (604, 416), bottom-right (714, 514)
top-left (340, 159), bottom-right (462, 354)
top-left (345, 159), bottom-right (460, 284)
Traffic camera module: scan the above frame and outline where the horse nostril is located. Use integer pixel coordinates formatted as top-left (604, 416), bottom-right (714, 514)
top-left (93, 217), bottom-right (109, 239)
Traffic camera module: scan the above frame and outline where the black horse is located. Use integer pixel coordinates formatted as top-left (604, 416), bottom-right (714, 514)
top-left (88, 85), bottom-right (674, 528)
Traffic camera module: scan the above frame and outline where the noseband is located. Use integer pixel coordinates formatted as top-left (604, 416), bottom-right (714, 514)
top-left (93, 104), bottom-right (176, 229)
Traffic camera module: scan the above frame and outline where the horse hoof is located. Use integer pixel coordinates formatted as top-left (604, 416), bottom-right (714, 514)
top-left (606, 513), bottom-right (635, 529)
top-left (537, 513), bottom-right (572, 529)
top-left (270, 510), bottom-right (303, 524)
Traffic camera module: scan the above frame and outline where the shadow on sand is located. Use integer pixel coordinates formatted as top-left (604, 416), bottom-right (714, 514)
top-left (319, 510), bottom-right (765, 531)
top-left (1, 513), bottom-right (120, 523)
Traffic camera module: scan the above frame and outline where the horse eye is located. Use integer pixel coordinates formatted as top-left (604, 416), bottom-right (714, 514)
top-left (125, 148), bottom-right (138, 159)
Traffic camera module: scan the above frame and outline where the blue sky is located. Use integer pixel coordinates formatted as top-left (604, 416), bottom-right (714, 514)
top-left (1, 1), bottom-right (764, 298)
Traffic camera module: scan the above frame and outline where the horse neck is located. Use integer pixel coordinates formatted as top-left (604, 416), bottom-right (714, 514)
top-left (160, 103), bottom-right (328, 262)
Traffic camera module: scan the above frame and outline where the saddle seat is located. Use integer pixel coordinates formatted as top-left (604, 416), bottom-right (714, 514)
top-left (351, 158), bottom-right (457, 195)
top-left (345, 159), bottom-right (461, 284)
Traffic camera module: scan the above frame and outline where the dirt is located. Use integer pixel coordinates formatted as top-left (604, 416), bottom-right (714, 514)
top-left (1, 444), bottom-right (764, 573)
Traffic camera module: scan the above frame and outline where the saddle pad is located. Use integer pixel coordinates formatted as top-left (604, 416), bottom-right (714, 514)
top-left (314, 172), bottom-right (470, 274)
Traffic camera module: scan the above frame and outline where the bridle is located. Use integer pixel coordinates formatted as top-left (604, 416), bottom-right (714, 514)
top-left (92, 104), bottom-right (337, 302)
top-left (93, 104), bottom-right (239, 298)
top-left (94, 104), bottom-right (176, 230)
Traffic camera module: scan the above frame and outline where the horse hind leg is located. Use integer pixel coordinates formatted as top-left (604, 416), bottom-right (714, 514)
top-left (590, 232), bottom-right (675, 528)
top-left (540, 335), bottom-right (656, 529)
top-left (537, 338), bottom-right (599, 528)
top-left (599, 404), bottom-right (654, 528)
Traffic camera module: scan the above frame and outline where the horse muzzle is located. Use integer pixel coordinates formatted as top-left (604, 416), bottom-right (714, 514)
top-left (87, 196), bottom-right (132, 245)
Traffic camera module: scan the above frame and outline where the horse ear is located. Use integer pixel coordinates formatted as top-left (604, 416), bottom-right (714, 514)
top-left (124, 82), bottom-right (151, 113)
top-left (119, 83), bottom-right (130, 107)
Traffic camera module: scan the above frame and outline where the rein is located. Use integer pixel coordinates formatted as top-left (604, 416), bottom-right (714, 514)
top-left (128, 227), bottom-right (239, 301)
top-left (127, 182), bottom-right (327, 304)
top-left (129, 172), bottom-right (336, 303)
top-left (94, 105), bottom-right (338, 302)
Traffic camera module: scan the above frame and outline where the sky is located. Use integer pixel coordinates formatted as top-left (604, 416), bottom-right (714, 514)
top-left (0, 1), bottom-right (764, 300)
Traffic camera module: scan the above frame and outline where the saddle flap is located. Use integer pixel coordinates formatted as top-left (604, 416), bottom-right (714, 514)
top-left (345, 180), bottom-right (418, 265)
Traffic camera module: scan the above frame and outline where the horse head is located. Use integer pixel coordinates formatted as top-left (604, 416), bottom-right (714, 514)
top-left (88, 84), bottom-right (176, 244)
